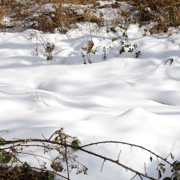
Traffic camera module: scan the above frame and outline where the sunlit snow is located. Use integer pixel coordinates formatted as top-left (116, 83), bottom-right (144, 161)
top-left (0, 23), bottom-right (180, 179)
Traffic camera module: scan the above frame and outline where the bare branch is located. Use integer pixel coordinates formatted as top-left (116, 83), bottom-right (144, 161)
top-left (81, 141), bottom-right (172, 166)
top-left (0, 135), bottom-right (174, 180)
top-left (79, 147), bottom-right (158, 180)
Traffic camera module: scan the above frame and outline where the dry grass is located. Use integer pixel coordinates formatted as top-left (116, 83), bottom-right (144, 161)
top-left (0, 0), bottom-right (104, 33)
top-left (0, 0), bottom-right (180, 33)
top-left (130, 0), bottom-right (180, 33)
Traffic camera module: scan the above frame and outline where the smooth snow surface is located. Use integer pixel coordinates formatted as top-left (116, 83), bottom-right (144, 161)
top-left (0, 24), bottom-right (180, 179)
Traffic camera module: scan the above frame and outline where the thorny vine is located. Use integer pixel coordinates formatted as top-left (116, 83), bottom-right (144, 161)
top-left (0, 129), bottom-right (179, 180)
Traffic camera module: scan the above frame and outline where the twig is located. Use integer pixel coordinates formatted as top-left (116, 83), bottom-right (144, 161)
top-left (65, 140), bottom-right (70, 180)
top-left (16, 151), bottom-right (52, 162)
top-left (1, 138), bottom-right (173, 180)
top-left (100, 159), bottom-right (106, 172)
top-left (79, 147), bottom-right (157, 180)
top-left (130, 174), bottom-right (137, 180)
top-left (139, 174), bottom-right (143, 180)
top-left (81, 141), bottom-right (172, 166)
top-left (144, 163), bottom-right (147, 175)
top-left (2, 139), bottom-right (172, 167)
top-left (164, 58), bottom-right (174, 65)
top-left (117, 150), bottom-right (121, 162)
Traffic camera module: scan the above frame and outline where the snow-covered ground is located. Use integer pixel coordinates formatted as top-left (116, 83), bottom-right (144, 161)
top-left (0, 23), bottom-right (180, 179)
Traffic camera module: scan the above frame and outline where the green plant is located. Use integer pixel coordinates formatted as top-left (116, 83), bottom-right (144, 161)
top-left (90, 49), bottom-right (97, 54)
top-left (135, 51), bottom-right (141, 58)
top-left (158, 153), bottom-right (180, 180)
top-left (112, 31), bottom-right (141, 58)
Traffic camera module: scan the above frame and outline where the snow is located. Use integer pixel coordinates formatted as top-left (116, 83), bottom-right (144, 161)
top-left (0, 22), bottom-right (180, 179)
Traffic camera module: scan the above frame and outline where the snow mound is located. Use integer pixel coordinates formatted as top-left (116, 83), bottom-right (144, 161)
top-left (120, 107), bottom-right (151, 117)
top-left (104, 107), bottom-right (180, 153)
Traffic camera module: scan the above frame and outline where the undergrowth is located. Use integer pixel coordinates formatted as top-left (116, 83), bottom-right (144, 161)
top-left (0, 129), bottom-right (179, 180)
top-left (0, 0), bottom-right (179, 33)
top-left (129, 0), bottom-right (180, 33)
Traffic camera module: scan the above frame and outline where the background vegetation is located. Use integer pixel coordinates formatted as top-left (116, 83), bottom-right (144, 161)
top-left (0, 0), bottom-right (180, 33)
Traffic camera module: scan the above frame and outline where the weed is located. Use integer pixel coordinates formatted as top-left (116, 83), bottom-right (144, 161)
top-left (81, 40), bottom-right (95, 64)
top-left (25, 31), bottom-right (55, 60)
top-left (112, 31), bottom-right (141, 58)
top-left (46, 42), bottom-right (55, 60)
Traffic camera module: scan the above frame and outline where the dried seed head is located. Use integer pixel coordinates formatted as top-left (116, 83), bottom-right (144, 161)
top-left (87, 40), bottom-right (94, 53)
